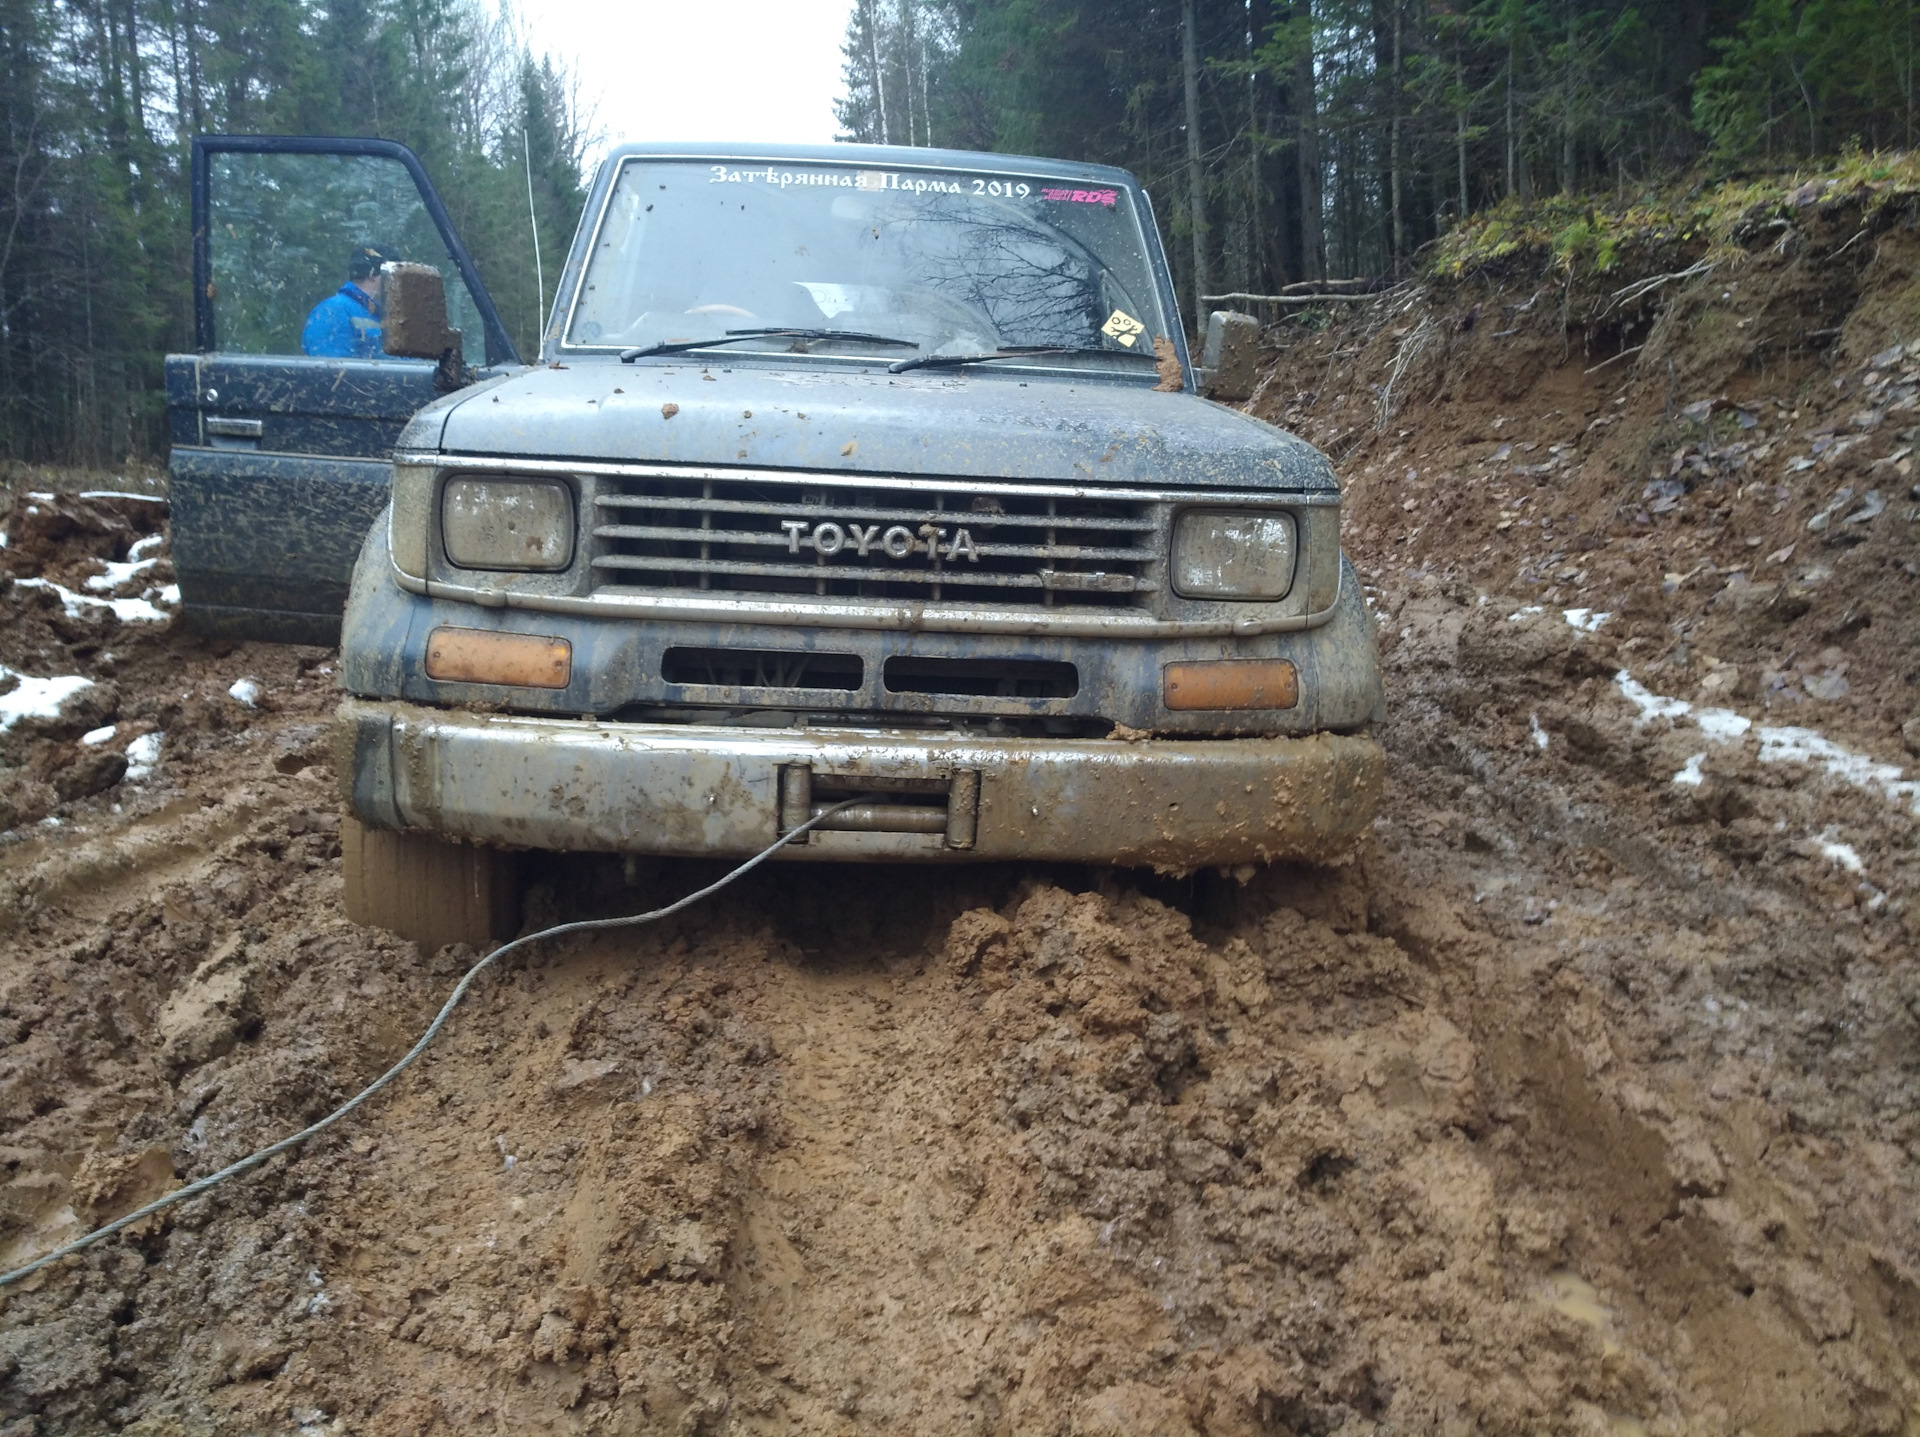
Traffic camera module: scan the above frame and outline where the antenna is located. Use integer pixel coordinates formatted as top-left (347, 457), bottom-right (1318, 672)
top-left (524, 127), bottom-right (546, 344)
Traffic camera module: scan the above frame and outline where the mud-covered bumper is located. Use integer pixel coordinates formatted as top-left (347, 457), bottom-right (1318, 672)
top-left (336, 698), bottom-right (1384, 867)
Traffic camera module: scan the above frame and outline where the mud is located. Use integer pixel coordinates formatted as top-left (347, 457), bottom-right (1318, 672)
top-left (2, 200), bottom-right (1918, 1434)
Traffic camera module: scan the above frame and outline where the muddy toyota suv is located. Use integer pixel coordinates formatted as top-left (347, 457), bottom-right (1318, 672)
top-left (168, 138), bottom-right (1384, 945)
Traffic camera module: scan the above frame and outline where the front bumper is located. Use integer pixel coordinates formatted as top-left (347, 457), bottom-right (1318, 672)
top-left (336, 698), bottom-right (1384, 867)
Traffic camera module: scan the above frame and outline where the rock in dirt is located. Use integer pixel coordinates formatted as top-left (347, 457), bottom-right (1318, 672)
top-left (30, 741), bottom-right (128, 802)
top-left (2, 490), bottom-right (162, 578)
top-left (156, 935), bottom-right (258, 1073)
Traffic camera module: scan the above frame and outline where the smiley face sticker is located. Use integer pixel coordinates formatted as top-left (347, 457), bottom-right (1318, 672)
top-left (1101, 309), bottom-right (1146, 347)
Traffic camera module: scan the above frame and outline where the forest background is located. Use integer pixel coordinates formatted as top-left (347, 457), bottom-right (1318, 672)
top-left (0, 0), bottom-right (587, 466)
top-left (2, 0), bottom-right (1917, 466)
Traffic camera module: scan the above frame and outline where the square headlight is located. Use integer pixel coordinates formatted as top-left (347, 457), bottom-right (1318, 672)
top-left (442, 478), bottom-right (574, 571)
top-left (1171, 509), bottom-right (1296, 599)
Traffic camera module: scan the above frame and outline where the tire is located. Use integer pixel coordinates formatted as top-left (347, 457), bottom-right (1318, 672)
top-left (341, 815), bottom-right (520, 951)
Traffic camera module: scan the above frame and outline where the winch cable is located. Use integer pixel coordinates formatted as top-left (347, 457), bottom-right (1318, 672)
top-left (0, 797), bottom-right (877, 1289)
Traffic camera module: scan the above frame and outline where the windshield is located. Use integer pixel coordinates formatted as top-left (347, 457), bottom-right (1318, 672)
top-left (564, 159), bottom-right (1173, 368)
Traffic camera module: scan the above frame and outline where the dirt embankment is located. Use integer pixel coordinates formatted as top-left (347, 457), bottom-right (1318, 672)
top-left (0, 183), bottom-right (1918, 1435)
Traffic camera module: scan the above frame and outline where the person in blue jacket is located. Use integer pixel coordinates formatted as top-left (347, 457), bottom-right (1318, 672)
top-left (301, 244), bottom-right (400, 358)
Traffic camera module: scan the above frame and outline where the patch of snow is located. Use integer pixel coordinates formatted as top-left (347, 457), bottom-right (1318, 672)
top-left (124, 732), bottom-right (161, 781)
top-left (1507, 604), bottom-right (1545, 623)
top-left (1562, 608), bottom-right (1611, 632)
top-left (1673, 753), bottom-right (1707, 787)
top-left (1529, 714), bottom-right (1550, 750)
top-left (76, 490), bottom-right (166, 503)
top-left (157, 583), bottom-right (180, 605)
top-left (1817, 838), bottom-right (1864, 874)
top-left (15, 575), bottom-right (175, 624)
top-left (128, 532), bottom-right (165, 559)
top-left (1614, 668), bottom-right (1920, 817)
top-left (0, 666), bottom-right (95, 733)
top-left (228, 678), bottom-right (262, 707)
top-left (1615, 672), bottom-right (1693, 723)
top-left (85, 553), bottom-right (163, 591)
top-left (0, 531), bottom-right (7, 548)
top-left (26, 491), bottom-right (54, 501)
top-left (81, 724), bottom-right (116, 746)
top-left (1759, 726), bottom-right (1920, 815)
top-left (1696, 708), bottom-right (1753, 742)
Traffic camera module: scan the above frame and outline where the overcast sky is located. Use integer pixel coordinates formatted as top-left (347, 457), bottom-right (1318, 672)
top-left (516, 0), bottom-right (860, 164)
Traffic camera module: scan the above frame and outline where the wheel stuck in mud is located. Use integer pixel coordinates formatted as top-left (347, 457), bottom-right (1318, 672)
top-left (340, 815), bottom-right (520, 953)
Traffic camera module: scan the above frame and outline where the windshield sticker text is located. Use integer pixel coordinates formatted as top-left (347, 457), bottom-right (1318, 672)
top-left (1042, 187), bottom-right (1118, 206)
top-left (707, 166), bottom-right (1032, 199)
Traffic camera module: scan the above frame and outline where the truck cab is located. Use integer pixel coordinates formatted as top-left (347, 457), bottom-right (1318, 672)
top-left (170, 138), bottom-right (1385, 948)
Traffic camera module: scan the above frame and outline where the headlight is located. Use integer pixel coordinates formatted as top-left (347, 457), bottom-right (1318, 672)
top-left (1171, 509), bottom-right (1296, 599)
top-left (441, 478), bottom-right (574, 571)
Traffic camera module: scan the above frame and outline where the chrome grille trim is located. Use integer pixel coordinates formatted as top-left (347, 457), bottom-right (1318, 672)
top-left (399, 452), bottom-right (1342, 508)
top-left (392, 569), bottom-right (1349, 638)
top-left (591, 553), bottom-right (1154, 592)
top-left (593, 492), bottom-right (1161, 531)
top-left (589, 472), bottom-right (1161, 610)
top-left (590, 521), bottom-right (1152, 562)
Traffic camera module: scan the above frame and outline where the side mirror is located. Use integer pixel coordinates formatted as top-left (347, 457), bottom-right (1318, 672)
top-left (1199, 310), bottom-right (1260, 402)
top-left (382, 262), bottom-right (462, 360)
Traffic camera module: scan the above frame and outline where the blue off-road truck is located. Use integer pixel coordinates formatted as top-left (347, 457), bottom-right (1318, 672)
top-left (168, 136), bottom-right (1384, 948)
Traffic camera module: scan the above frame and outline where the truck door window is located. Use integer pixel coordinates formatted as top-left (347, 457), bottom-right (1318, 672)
top-left (208, 151), bottom-right (488, 365)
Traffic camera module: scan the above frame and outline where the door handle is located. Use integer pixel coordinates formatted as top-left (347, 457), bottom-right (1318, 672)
top-left (206, 417), bottom-right (264, 438)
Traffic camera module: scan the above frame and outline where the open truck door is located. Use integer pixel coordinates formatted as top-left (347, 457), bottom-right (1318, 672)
top-left (166, 136), bottom-right (520, 644)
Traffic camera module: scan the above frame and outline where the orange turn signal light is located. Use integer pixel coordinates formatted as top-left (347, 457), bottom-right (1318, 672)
top-left (1163, 658), bottom-right (1299, 711)
top-left (425, 627), bottom-right (572, 689)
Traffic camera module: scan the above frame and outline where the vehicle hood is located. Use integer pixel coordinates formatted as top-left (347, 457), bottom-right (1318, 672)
top-left (415, 361), bottom-right (1336, 493)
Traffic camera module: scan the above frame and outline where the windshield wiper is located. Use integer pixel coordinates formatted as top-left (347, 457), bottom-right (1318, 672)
top-left (886, 345), bottom-right (1139, 375)
top-left (620, 328), bottom-right (918, 361)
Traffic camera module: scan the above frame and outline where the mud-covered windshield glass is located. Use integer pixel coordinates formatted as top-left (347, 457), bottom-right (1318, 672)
top-left (565, 159), bottom-right (1172, 369)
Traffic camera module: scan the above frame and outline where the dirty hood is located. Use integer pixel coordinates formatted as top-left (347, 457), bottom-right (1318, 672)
top-left (415, 360), bottom-right (1336, 492)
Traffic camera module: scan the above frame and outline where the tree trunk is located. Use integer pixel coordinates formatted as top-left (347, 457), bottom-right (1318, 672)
top-left (122, 0), bottom-right (144, 140)
top-left (184, 0), bottom-right (204, 132)
top-left (920, 17), bottom-right (933, 145)
top-left (1389, 0), bottom-right (1404, 269)
top-left (1562, 6), bottom-right (1576, 193)
top-left (1294, 1), bottom-right (1324, 282)
top-left (900, 0), bottom-right (917, 145)
top-left (1908, 0), bottom-right (1916, 148)
top-left (862, 0), bottom-right (889, 144)
top-left (1182, 0), bottom-right (1209, 325)
top-left (1456, 57), bottom-right (1469, 218)
top-left (1505, 28), bottom-right (1516, 199)
top-left (1245, 8), bottom-right (1261, 292)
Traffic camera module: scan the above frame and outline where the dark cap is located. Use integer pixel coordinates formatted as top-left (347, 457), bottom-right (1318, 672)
top-left (347, 243), bottom-right (401, 280)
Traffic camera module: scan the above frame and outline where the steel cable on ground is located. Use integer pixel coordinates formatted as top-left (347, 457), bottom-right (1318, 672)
top-left (0, 798), bottom-right (875, 1289)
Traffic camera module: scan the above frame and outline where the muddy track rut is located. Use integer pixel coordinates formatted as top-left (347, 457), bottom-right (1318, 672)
top-left (3, 210), bottom-right (1919, 1432)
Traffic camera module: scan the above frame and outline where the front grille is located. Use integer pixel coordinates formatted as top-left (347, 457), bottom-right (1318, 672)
top-left (661, 646), bottom-right (862, 690)
top-left (883, 656), bottom-right (1078, 698)
top-left (591, 474), bottom-right (1159, 609)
